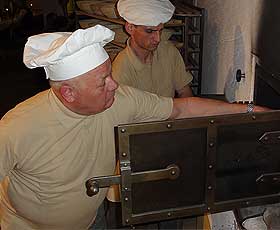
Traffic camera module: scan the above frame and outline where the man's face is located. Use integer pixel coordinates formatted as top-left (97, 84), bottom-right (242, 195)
top-left (72, 59), bottom-right (119, 115)
top-left (129, 23), bottom-right (164, 51)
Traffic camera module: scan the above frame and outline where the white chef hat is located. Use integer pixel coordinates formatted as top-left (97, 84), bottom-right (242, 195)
top-left (117, 0), bottom-right (175, 26)
top-left (23, 25), bottom-right (115, 81)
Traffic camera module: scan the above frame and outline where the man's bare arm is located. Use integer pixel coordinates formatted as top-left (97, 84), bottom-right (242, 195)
top-left (170, 97), bottom-right (270, 119)
top-left (176, 85), bottom-right (193, 98)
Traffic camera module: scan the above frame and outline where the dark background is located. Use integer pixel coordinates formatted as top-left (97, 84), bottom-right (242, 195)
top-left (254, 0), bottom-right (280, 109)
top-left (0, 1), bottom-right (75, 118)
top-left (0, 17), bottom-right (48, 118)
top-left (257, 0), bottom-right (280, 77)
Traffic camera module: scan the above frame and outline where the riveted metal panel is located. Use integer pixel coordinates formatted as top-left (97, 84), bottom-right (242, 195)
top-left (115, 111), bottom-right (280, 226)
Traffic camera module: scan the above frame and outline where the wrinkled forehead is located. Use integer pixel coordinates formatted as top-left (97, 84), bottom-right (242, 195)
top-left (68, 58), bottom-right (111, 84)
top-left (85, 58), bottom-right (112, 78)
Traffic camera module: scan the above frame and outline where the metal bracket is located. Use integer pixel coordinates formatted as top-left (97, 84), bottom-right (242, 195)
top-left (256, 172), bottom-right (280, 186)
top-left (86, 164), bottom-right (180, 197)
top-left (236, 69), bottom-right (245, 82)
top-left (259, 131), bottom-right (280, 144)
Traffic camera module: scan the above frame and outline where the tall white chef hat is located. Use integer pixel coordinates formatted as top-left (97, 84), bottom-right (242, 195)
top-left (23, 25), bottom-right (115, 81)
top-left (117, 0), bottom-right (175, 26)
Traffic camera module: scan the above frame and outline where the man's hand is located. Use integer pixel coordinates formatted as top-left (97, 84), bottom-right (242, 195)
top-left (252, 104), bottom-right (271, 112)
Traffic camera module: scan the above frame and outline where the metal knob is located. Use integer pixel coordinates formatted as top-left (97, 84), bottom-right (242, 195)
top-left (86, 180), bottom-right (99, 197)
top-left (236, 69), bottom-right (245, 82)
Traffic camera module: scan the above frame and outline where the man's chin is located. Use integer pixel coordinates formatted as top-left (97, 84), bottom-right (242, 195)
top-left (150, 44), bottom-right (159, 50)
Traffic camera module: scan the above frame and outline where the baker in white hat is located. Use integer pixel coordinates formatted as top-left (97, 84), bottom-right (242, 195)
top-left (112, 0), bottom-right (193, 99)
top-left (110, 2), bottom-right (270, 229)
top-left (110, 0), bottom-right (193, 228)
top-left (0, 24), bottom-right (268, 229)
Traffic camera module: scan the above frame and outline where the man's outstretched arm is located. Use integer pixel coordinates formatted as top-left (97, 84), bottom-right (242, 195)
top-left (170, 97), bottom-right (270, 119)
top-left (176, 85), bottom-right (193, 98)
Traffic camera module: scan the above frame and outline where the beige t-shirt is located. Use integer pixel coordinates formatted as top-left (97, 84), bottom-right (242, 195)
top-left (0, 86), bottom-right (172, 230)
top-left (112, 40), bottom-right (193, 98)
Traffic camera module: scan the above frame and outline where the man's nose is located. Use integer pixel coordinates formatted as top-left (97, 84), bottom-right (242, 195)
top-left (153, 31), bottom-right (161, 43)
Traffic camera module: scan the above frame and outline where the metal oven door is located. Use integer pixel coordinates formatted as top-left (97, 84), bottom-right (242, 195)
top-left (86, 110), bottom-right (280, 226)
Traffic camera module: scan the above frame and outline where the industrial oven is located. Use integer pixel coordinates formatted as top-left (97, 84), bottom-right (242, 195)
top-left (86, 110), bottom-right (280, 226)
top-left (85, 0), bottom-right (280, 226)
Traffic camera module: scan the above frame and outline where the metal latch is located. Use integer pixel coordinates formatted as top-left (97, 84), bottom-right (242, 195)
top-left (86, 164), bottom-right (180, 197)
top-left (256, 172), bottom-right (280, 185)
top-left (259, 131), bottom-right (280, 144)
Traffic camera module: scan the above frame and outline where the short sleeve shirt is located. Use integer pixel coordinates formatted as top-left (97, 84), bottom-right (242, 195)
top-left (112, 40), bottom-right (193, 97)
top-left (0, 86), bottom-right (172, 229)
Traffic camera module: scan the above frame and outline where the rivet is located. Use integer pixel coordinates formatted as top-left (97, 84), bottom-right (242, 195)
top-left (124, 197), bottom-right (129, 201)
top-left (91, 186), bottom-right (98, 194)
top-left (167, 212), bottom-right (171, 217)
top-left (122, 152), bottom-right (127, 157)
top-left (167, 124), bottom-right (172, 129)
top-left (252, 115), bottom-right (256, 120)
top-left (209, 142), bottom-right (214, 147)
top-left (125, 219), bottom-right (129, 223)
top-left (264, 136), bottom-right (269, 141)
top-left (208, 185), bottom-right (212, 190)
top-left (124, 163), bottom-right (128, 167)
top-left (207, 207), bottom-right (211, 211)
top-left (121, 128), bottom-right (126, 133)
top-left (124, 187), bottom-right (128, 191)
top-left (208, 165), bottom-right (213, 169)
top-left (210, 120), bottom-right (215, 124)
top-left (171, 170), bottom-right (176, 175)
top-left (277, 136), bottom-right (280, 140)
top-left (246, 201), bottom-right (250, 205)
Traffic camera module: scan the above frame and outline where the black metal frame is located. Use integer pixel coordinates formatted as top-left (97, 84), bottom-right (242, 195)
top-left (114, 111), bottom-right (280, 226)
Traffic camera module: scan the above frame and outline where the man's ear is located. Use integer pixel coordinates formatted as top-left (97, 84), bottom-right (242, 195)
top-left (125, 22), bottom-right (134, 35)
top-left (60, 84), bottom-right (75, 103)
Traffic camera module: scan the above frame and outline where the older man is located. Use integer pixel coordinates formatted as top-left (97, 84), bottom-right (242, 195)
top-left (0, 25), bottom-right (268, 229)
top-left (112, 0), bottom-right (193, 98)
